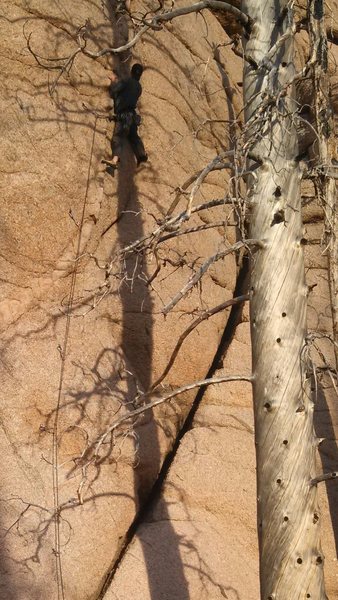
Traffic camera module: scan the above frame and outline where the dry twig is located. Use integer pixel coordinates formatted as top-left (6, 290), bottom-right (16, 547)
top-left (162, 239), bottom-right (262, 314)
top-left (151, 294), bottom-right (249, 389)
top-left (92, 373), bottom-right (253, 461)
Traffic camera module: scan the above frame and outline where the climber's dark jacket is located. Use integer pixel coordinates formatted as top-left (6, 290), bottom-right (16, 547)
top-left (109, 77), bottom-right (142, 114)
top-left (108, 76), bottom-right (147, 165)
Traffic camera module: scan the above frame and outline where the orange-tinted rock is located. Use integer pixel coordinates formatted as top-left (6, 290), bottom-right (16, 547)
top-left (1, 1), bottom-right (337, 599)
top-left (0, 1), bottom-right (241, 598)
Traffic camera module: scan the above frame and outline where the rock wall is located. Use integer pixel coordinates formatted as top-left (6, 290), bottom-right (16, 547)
top-left (0, 1), bottom-right (337, 600)
top-left (0, 1), bottom-right (242, 598)
top-left (104, 5), bottom-right (338, 600)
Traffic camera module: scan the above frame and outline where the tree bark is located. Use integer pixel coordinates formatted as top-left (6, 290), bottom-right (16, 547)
top-left (242, 2), bottom-right (328, 598)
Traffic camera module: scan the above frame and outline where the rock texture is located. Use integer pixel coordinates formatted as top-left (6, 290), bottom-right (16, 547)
top-left (0, 1), bottom-right (242, 599)
top-left (103, 6), bottom-right (338, 600)
top-left (106, 311), bottom-right (259, 600)
top-left (0, 1), bottom-right (337, 600)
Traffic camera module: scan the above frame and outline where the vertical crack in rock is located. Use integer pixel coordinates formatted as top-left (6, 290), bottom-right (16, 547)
top-left (97, 258), bottom-right (249, 599)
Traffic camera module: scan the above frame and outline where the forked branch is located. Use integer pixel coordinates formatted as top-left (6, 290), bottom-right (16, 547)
top-left (26, 2), bottom-right (251, 93)
top-left (162, 239), bottom-right (262, 314)
top-left (92, 374), bottom-right (253, 461)
top-left (151, 294), bottom-right (249, 389)
top-left (79, 1), bottom-right (251, 59)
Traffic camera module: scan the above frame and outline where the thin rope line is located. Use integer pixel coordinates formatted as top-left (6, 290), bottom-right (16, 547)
top-left (52, 116), bottom-right (98, 600)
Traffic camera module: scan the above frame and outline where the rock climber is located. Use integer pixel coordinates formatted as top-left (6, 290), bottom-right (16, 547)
top-left (103, 63), bottom-right (148, 171)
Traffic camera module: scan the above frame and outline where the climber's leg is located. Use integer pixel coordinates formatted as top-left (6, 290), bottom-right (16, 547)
top-left (128, 123), bottom-right (148, 166)
top-left (103, 121), bottom-right (124, 168)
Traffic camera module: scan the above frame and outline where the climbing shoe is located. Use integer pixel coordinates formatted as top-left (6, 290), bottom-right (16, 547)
top-left (101, 158), bottom-right (119, 169)
top-left (137, 154), bottom-right (148, 167)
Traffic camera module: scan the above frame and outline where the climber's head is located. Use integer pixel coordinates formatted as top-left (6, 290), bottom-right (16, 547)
top-left (131, 63), bottom-right (143, 81)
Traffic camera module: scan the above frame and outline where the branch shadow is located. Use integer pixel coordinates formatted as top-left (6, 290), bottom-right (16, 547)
top-left (133, 480), bottom-right (243, 600)
top-left (0, 3), bottom-right (242, 597)
top-left (0, 511), bottom-right (21, 600)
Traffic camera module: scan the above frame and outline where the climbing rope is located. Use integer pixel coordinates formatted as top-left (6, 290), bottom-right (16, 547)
top-left (52, 115), bottom-right (98, 600)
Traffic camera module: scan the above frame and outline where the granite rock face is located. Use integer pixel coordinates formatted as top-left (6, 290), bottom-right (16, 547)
top-left (1, 2), bottom-right (337, 600)
top-left (104, 5), bottom-right (338, 600)
top-left (0, 1), bottom-right (241, 598)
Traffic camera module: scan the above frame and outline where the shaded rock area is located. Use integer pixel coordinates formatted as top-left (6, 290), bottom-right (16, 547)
top-left (106, 312), bottom-right (259, 600)
top-left (0, 1), bottom-right (337, 600)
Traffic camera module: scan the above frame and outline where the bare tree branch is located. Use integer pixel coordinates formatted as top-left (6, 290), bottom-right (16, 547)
top-left (310, 472), bottom-right (337, 486)
top-left (166, 150), bottom-right (235, 216)
top-left (184, 157), bottom-right (233, 218)
top-left (157, 219), bottom-right (235, 244)
top-left (79, 2), bottom-right (251, 60)
top-left (162, 239), bottom-right (262, 314)
top-left (151, 294), bottom-right (249, 389)
top-left (26, 3), bottom-right (251, 95)
top-left (92, 374), bottom-right (253, 460)
top-left (105, 193), bottom-right (240, 272)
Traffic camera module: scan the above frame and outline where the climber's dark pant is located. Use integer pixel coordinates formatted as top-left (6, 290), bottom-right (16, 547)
top-left (111, 111), bottom-right (147, 164)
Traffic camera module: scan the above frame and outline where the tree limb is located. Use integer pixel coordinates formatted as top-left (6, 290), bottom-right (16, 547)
top-left (162, 239), bottom-right (262, 314)
top-left (93, 374), bottom-right (253, 459)
top-left (166, 150), bottom-right (235, 216)
top-left (105, 195), bottom-right (240, 272)
top-left (157, 220), bottom-right (234, 244)
top-left (310, 472), bottom-right (337, 486)
top-left (151, 294), bottom-right (249, 389)
top-left (27, 2), bottom-right (251, 85)
top-left (79, 1), bottom-right (251, 60)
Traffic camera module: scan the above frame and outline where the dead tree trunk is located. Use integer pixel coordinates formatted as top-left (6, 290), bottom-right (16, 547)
top-left (241, 1), bottom-right (328, 598)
